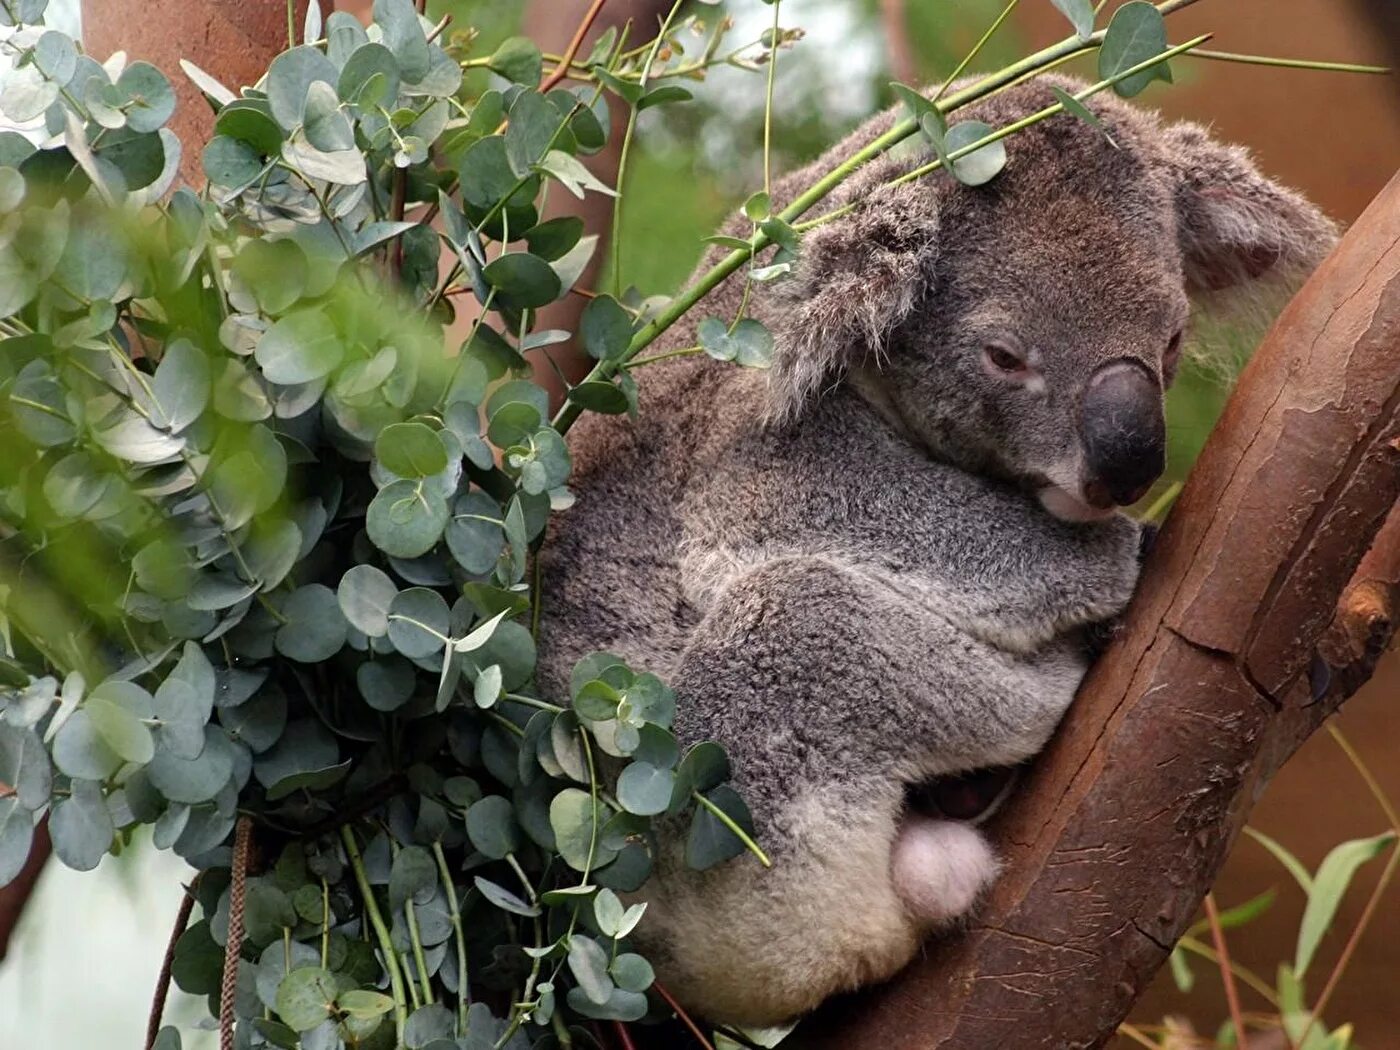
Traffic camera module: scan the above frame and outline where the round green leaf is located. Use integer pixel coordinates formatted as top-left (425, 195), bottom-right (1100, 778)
top-left (389, 844), bottom-right (437, 910)
top-left (146, 726), bottom-right (236, 804)
top-left (0, 725), bottom-right (50, 809)
top-left (86, 680), bottom-right (156, 765)
top-left (255, 308), bottom-right (343, 385)
top-left (338, 564), bottom-right (399, 636)
top-left (117, 61), bottom-right (176, 133)
top-left (48, 778), bottom-right (114, 871)
top-left (686, 785), bottom-right (756, 871)
top-left (386, 586), bottom-right (450, 658)
top-left (266, 46), bottom-right (339, 129)
top-left (367, 480), bottom-right (449, 559)
top-left (1098, 1), bottom-right (1173, 98)
top-left (616, 761), bottom-right (675, 817)
top-left (204, 135), bottom-right (264, 187)
top-left (233, 239), bottom-right (309, 316)
top-left (0, 798), bottom-right (34, 888)
top-left (482, 253), bottom-right (561, 309)
top-left (376, 421), bottom-right (449, 479)
top-left (275, 584), bottom-right (348, 663)
top-left (465, 794), bottom-right (519, 860)
top-left (445, 489), bottom-right (504, 576)
top-left (275, 966), bottom-right (340, 1032)
top-left (254, 718), bottom-right (342, 799)
top-left (356, 657), bottom-right (417, 711)
top-left (150, 339), bottom-right (211, 433)
top-left (52, 710), bottom-right (123, 781)
top-left (338, 42), bottom-right (400, 106)
top-left (944, 120), bottom-right (1007, 187)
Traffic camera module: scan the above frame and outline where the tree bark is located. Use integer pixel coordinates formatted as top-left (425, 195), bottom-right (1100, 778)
top-left (793, 172), bottom-right (1400, 1050)
top-left (81, 0), bottom-right (331, 185)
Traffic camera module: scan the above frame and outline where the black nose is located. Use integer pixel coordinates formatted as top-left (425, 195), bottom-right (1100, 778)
top-left (1079, 360), bottom-right (1165, 507)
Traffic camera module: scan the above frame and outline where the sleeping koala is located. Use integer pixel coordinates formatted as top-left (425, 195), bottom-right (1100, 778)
top-left (537, 74), bottom-right (1334, 1027)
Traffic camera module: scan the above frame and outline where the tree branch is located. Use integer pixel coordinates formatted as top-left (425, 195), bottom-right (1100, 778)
top-left (793, 171), bottom-right (1400, 1050)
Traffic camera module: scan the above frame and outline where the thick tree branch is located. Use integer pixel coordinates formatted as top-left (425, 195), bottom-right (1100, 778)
top-left (794, 172), bottom-right (1400, 1050)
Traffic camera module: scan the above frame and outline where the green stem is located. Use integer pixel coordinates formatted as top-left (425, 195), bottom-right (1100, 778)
top-left (340, 827), bottom-right (409, 1041)
top-left (932, 0), bottom-right (1021, 103)
top-left (320, 878), bottom-right (330, 969)
top-left (404, 898), bottom-right (436, 1005)
top-left (432, 842), bottom-right (471, 1028)
top-left (286, 0), bottom-right (295, 49)
top-left (623, 345), bottom-right (704, 370)
top-left (762, 0), bottom-right (781, 195)
top-left (1184, 48), bottom-right (1389, 74)
top-left (693, 790), bottom-right (771, 868)
top-left (552, 0), bottom-right (1205, 437)
top-left (609, 0), bottom-right (686, 295)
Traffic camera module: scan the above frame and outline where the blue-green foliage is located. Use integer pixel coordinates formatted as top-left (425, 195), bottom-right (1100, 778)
top-left (0, 3), bottom-right (768, 1045)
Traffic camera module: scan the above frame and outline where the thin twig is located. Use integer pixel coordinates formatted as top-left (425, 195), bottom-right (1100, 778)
top-left (145, 878), bottom-right (198, 1050)
top-left (541, 0), bottom-right (610, 94)
top-left (932, 0), bottom-right (1020, 103)
top-left (654, 980), bottom-right (716, 1050)
top-left (1184, 49), bottom-right (1389, 74)
top-left (1204, 894), bottom-right (1249, 1050)
top-left (612, 1021), bottom-right (639, 1050)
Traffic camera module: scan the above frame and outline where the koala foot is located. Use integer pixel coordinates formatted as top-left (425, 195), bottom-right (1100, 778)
top-left (890, 814), bottom-right (1001, 923)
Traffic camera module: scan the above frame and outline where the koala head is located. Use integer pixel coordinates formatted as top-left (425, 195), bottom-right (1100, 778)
top-left (769, 75), bottom-right (1336, 522)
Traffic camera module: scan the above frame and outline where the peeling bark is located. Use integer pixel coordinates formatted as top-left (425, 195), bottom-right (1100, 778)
top-left (794, 172), bottom-right (1400, 1050)
top-left (80, 0), bottom-right (331, 185)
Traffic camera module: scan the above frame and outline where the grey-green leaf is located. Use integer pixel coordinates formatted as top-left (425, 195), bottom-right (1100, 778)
top-left (1050, 0), bottom-right (1095, 40)
top-left (275, 584), bottom-right (348, 663)
top-left (49, 778), bottom-right (114, 871)
top-left (616, 761), bottom-right (675, 817)
top-left (1295, 831), bottom-right (1396, 977)
top-left (1098, 1), bottom-right (1173, 98)
top-left (0, 725), bottom-right (51, 810)
top-left (338, 565), bottom-right (399, 637)
top-left (367, 480), bottom-right (449, 559)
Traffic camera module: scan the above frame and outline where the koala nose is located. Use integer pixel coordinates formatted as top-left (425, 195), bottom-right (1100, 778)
top-left (1079, 360), bottom-right (1165, 508)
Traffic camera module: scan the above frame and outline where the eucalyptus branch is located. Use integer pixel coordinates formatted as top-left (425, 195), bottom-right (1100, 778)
top-left (608, 0), bottom-right (686, 295)
top-left (1184, 48), bottom-right (1390, 74)
top-left (341, 827), bottom-right (410, 1041)
top-left (432, 842), bottom-right (471, 1028)
top-left (552, 0), bottom-right (1206, 436)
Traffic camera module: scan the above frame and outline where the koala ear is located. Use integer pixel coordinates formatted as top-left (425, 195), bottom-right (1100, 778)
top-left (1163, 121), bottom-right (1337, 296)
top-left (767, 181), bottom-right (939, 422)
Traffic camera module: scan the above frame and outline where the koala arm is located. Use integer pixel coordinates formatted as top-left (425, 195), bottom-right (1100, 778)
top-left (686, 385), bottom-right (1144, 654)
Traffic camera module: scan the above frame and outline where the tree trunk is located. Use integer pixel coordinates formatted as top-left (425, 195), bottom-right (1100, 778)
top-left (81, 0), bottom-right (331, 185)
top-left (792, 172), bottom-right (1400, 1049)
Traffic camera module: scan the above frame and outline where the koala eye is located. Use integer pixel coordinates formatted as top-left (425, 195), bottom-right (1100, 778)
top-left (983, 341), bottom-right (1028, 376)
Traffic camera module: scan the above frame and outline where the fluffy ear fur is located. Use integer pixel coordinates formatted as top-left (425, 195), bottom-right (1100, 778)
top-left (1160, 121), bottom-right (1337, 370)
top-left (1165, 122), bottom-right (1337, 291)
top-left (767, 180), bottom-right (939, 422)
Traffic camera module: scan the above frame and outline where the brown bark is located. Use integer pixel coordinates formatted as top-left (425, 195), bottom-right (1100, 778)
top-left (0, 817), bottom-right (49, 963)
top-left (794, 173), bottom-right (1400, 1050)
top-left (80, 0), bottom-right (332, 185)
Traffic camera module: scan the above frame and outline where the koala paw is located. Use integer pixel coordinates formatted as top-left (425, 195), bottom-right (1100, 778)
top-left (890, 816), bottom-right (1000, 923)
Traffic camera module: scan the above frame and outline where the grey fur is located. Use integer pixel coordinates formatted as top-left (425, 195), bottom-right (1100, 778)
top-left (537, 76), bottom-right (1335, 1026)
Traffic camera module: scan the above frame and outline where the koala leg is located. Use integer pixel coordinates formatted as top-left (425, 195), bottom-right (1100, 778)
top-left (636, 555), bottom-right (1080, 1026)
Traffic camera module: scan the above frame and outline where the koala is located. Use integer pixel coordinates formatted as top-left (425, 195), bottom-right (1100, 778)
top-left (536, 75), bottom-right (1334, 1027)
